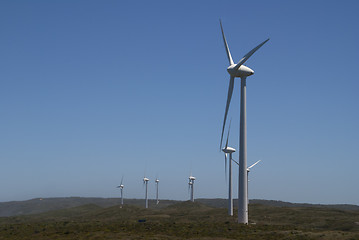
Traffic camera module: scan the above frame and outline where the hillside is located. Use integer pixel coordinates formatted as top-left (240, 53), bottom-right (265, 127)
top-left (1, 197), bottom-right (358, 217)
top-left (197, 198), bottom-right (359, 211)
top-left (0, 197), bottom-right (179, 217)
top-left (0, 201), bottom-right (358, 239)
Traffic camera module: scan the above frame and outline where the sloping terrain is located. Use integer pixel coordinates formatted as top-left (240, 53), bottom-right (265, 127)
top-left (249, 199), bottom-right (359, 211)
top-left (0, 197), bottom-right (179, 217)
top-left (0, 200), bottom-right (358, 239)
top-left (2, 197), bottom-right (358, 217)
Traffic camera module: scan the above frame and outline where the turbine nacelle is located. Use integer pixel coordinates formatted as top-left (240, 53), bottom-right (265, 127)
top-left (143, 177), bottom-right (149, 182)
top-left (227, 64), bottom-right (254, 78)
top-left (118, 184), bottom-right (124, 189)
top-left (155, 179), bottom-right (159, 183)
top-left (189, 176), bottom-right (196, 181)
top-left (222, 146), bottom-right (236, 154)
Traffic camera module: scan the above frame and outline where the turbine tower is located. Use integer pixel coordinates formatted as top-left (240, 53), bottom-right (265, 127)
top-left (116, 176), bottom-right (124, 207)
top-left (155, 178), bottom-right (160, 205)
top-left (222, 121), bottom-right (236, 216)
top-left (188, 175), bottom-right (196, 202)
top-left (219, 20), bottom-right (269, 224)
top-left (143, 177), bottom-right (150, 208)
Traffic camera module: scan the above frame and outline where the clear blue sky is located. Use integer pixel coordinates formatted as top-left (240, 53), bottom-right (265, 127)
top-left (1, 0), bottom-right (358, 204)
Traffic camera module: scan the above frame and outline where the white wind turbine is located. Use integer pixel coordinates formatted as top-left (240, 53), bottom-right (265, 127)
top-left (188, 175), bottom-right (196, 202)
top-left (219, 19), bottom-right (269, 224)
top-left (143, 176), bottom-right (150, 208)
top-left (222, 121), bottom-right (236, 216)
top-left (116, 176), bottom-right (124, 207)
top-left (247, 160), bottom-right (261, 201)
top-left (247, 160), bottom-right (261, 180)
top-left (155, 177), bottom-right (160, 205)
top-left (232, 159), bottom-right (262, 208)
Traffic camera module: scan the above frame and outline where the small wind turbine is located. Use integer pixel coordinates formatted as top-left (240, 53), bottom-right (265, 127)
top-left (143, 176), bottom-right (150, 208)
top-left (247, 160), bottom-right (261, 179)
top-left (219, 19), bottom-right (269, 224)
top-left (232, 159), bottom-right (262, 206)
top-left (155, 177), bottom-right (160, 205)
top-left (247, 160), bottom-right (261, 200)
top-left (188, 175), bottom-right (196, 202)
top-left (222, 121), bottom-right (236, 216)
top-left (116, 176), bottom-right (124, 207)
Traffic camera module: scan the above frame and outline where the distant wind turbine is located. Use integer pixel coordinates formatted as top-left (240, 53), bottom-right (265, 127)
top-left (188, 175), bottom-right (196, 202)
top-left (155, 177), bottom-right (160, 205)
top-left (247, 160), bottom-right (261, 200)
top-left (116, 177), bottom-right (124, 207)
top-left (143, 176), bottom-right (150, 208)
top-left (222, 121), bottom-right (236, 216)
top-left (219, 19), bottom-right (269, 224)
top-left (232, 159), bottom-right (262, 206)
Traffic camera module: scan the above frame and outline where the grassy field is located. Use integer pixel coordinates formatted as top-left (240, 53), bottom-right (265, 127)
top-left (0, 201), bottom-right (358, 239)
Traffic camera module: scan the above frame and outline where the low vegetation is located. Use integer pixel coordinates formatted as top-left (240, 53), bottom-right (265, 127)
top-left (0, 200), bottom-right (358, 239)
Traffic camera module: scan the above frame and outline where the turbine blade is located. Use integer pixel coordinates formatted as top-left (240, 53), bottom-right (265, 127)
top-left (233, 38), bottom-right (270, 72)
top-left (219, 19), bottom-right (234, 65)
top-left (120, 176), bottom-right (123, 186)
top-left (248, 160), bottom-right (261, 169)
top-left (225, 119), bottom-right (232, 149)
top-left (220, 76), bottom-right (235, 149)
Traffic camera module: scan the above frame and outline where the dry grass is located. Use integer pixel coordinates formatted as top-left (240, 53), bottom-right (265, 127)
top-left (0, 201), bottom-right (359, 239)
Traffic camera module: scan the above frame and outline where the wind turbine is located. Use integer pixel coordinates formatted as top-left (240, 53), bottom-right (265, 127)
top-left (222, 122), bottom-right (236, 216)
top-left (116, 176), bottom-right (124, 207)
top-left (219, 19), bottom-right (269, 224)
top-left (188, 175), bottom-right (196, 202)
top-left (247, 160), bottom-right (261, 180)
top-left (143, 176), bottom-right (150, 208)
top-left (247, 160), bottom-right (261, 201)
top-left (155, 177), bottom-right (160, 205)
top-left (232, 159), bottom-right (262, 212)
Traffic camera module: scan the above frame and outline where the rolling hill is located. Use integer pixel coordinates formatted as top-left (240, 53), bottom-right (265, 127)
top-left (1, 197), bottom-right (358, 217)
top-left (0, 199), bottom-right (358, 239)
